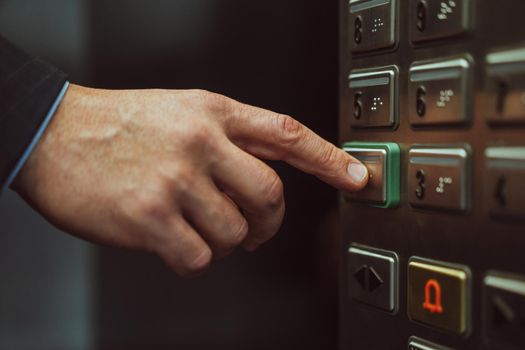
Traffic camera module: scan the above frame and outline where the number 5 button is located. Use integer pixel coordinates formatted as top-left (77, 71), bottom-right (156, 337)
top-left (408, 146), bottom-right (470, 212)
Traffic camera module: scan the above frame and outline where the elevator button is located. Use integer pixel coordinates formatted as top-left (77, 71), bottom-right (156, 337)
top-left (485, 47), bottom-right (525, 125)
top-left (408, 258), bottom-right (470, 335)
top-left (409, 57), bottom-right (471, 126)
top-left (343, 142), bottom-right (401, 208)
top-left (408, 147), bottom-right (470, 212)
top-left (408, 336), bottom-right (453, 350)
top-left (348, 244), bottom-right (399, 313)
top-left (410, 0), bottom-right (471, 43)
top-left (349, 0), bottom-right (397, 54)
top-left (349, 66), bottom-right (398, 128)
top-left (484, 272), bottom-right (525, 349)
top-left (485, 147), bottom-right (525, 220)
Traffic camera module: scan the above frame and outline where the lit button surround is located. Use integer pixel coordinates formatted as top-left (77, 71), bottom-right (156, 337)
top-left (485, 47), bottom-right (525, 125)
top-left (344, 142), bottom-right (401, 208)
top-left (485, 147), bottom-right (525, 221)
top-left (349, 0), bottom-right (397, 54)
top-left (409, 57), bottom-right (472, 126)
top-left (408, 147), bottom-right (470, 212)
top-left (408, 258), bottom-right (470, 335)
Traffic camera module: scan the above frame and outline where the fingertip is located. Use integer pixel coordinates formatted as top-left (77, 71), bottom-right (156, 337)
top-left (347, 162), bottom-right (369, 191)
top-left (165, 245), bottom-right (213, 278)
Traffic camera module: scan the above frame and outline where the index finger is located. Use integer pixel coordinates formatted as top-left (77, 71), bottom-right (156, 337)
top-left (223, 101), bottom-right (369, 192)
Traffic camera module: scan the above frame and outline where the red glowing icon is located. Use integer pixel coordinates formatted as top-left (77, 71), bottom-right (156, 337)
top-left (422, 279), bottom-right (444, 314)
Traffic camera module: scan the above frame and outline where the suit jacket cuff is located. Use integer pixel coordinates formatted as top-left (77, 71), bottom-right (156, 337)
top-left (0, 36), bottom-right (68, 191)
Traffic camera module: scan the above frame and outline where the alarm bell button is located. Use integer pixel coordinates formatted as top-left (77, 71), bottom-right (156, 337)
top-left (408, 258), bottom-right (470, 335)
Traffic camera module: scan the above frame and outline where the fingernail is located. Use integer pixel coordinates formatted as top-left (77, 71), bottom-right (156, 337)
top-left (347, 163), bottom-right (368, 184)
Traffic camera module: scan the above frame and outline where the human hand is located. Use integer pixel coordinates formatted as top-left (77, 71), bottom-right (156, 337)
top-left (13, 85), bottom-right (368, 276)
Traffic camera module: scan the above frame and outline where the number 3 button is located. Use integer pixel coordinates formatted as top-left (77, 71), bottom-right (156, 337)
top-left (408, 146), bottom-right (470, 212)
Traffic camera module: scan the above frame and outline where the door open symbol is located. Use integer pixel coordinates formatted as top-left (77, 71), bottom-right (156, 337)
top-left (423, 279), bottom-right (444, 314)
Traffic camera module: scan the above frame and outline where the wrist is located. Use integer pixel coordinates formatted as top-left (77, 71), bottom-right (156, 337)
top-left (11, 83), bottom-right (82, 197)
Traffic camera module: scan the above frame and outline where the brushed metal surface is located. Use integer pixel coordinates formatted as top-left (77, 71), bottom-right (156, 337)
top-left (407, 147), bottom-right (469, 211)
top-left (408, 258), bottom-right (469, 335)
top-left (485, 47), bottom-right (525, 124)
top-left (483, 271), bottom-right (525, 349)
top-left (409, 336), bottom-right (454, 350)
top-left (349, 0), bottom-right (397, 53)
top-left (349, 67), bottom-right (398, 127)
top-left (348, 244), bottom-right (399, 312)
top-left (408, 57), bottom-right (471, 126)
top-left (485, 147), bottom-right (525, 220)
top-left (409, 0), bottom-right (471, 43)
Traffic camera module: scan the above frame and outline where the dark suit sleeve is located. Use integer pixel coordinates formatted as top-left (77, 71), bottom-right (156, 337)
top-left (0, 35), bottom-right (67, 189)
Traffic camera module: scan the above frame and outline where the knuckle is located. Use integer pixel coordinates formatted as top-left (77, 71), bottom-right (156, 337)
top-left (228, 218), bottom-right (249, 247)
top-left (185, 120), bottom-right (213, 146)
top-left (261, 172), bottom-right (284, 210)
top-left (273, 114), bottom-right (303, 147)
top-left (211, 217), bottom-right (248, 254)
top-left (171, 166), bottom-right (198, 195)
top-left (200, 90), bottom-right (232, 114)
top-left (317, 145), bottom-right (339, 169)
top-left (193, 89), bottom-right (214, 102)
top-left (181, 247), bottom-right (212, 277)
top-left (130, 184), bottom-right (171, 220)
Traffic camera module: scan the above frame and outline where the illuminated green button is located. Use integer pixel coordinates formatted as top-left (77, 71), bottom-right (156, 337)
top-left (408, 258), bottom-right (470, 335)
top-left (343, 142), bottom-right (401, 208)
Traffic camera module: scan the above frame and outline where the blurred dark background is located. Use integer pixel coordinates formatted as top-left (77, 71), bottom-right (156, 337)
top-left (0, 1), bottom-right (340, 349)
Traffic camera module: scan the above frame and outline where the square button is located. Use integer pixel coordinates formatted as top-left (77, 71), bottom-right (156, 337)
top-left (484, 271), bottom-right (525, 349)
top-left (344, 142), bottom-right (401, 208)
top-left (485, 47), bottom-right (525, 125)
top-left (349, 66), bottom-right (399, 128)
top-left (409, 57), bottom-right (472, 126)
top-left (408, 147), bottom-right (470, 212)
top-left (409, 0), bottom-right (471, 43)
top-left (408, 336), bottom-right (453, 350)
top-left (408, 258), bottom-right (470, 335)
top-left (485, 147), bottom-right (525, 220)
top-left (348, 244), bottom-right (399, 313)
top-left (349, 0), bottom-right (397, 54)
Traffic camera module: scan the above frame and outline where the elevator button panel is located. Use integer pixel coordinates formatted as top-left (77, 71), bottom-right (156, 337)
top-left (408, 258), bottom-right (470, 335)
top-left (484, 272), bottom-right (525, 349)
top-left (340, 1), bottom-right (525, 349)
top-left (408, 147), bottom-right (469, 212)
top-left (349, 66), bottom-right (398, 128)
top-left (485, 47), bottom-right (525, 125)
top-left (348, 244), bottom-right (399, 313)
top-left (408, 336), bottom-right (453, 350)
top-left (485, 147), bottom-right (525, 221)
top-left (409, 0), bottom-right (471, 43)
top-left (343, 142), bottom-right (400, 208)
top-left (409, 57), bottom-right (471, 126)
top-left (349, 0), bottom-right (397, 54)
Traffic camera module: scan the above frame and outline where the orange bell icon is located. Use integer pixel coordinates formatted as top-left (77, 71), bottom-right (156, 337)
top-left (422, 279), bottom-right (444, 314)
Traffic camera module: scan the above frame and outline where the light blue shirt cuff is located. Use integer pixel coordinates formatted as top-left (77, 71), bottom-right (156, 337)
top-left (2, 81), bottom-right (70, 194)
